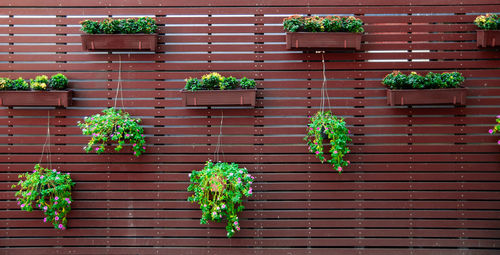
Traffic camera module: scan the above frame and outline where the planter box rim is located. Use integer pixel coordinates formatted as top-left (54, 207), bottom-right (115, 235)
top-left (80, 34), bottom-right (157, 51)
top-left (0, 89), bottom-right (72, 107)
top-left (285, 32), bottom-right (362, 50)
top-left (181, 88), bottom-right (256, 107)
top-left (386, 87), bottom-right (467, 106)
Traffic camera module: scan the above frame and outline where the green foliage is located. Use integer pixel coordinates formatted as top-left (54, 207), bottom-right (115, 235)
top-left (188, 161), bottom-right (254, 238)
top-left (283, 15), bottom-right (364, 33)
top-left (202, 72), bottom-right (224, 90)
top-left (382, 71), bottom-right (465, 90)
top-left (49, 73), bottom-right (68, 90)
top-left (304, 111), bottom-right (351, 172)
top-left (12, 164), bottom-right (75, 230)
top-left (489, 115), bottom-right (500, 145)
top-left (184, 72), bottom-right (256, 91)
top-left (80, 17), bottom-right (157, 34)
top-left (30, 75), bottom-right (49, 91)
top-left (0, 78), bottom-right (12, 90)
top-left (220, 76), bottom-right (239, 90)
top-left (184, 77), bottom-right (203, 91)
top-left (474, 14), bottom-right (500, 30)
top-left (11, 77), bottom-right (30, 91)
top-left (240, 77), bottom-right (256, 89)
top-left (77, 107), bottom-right (146, 157)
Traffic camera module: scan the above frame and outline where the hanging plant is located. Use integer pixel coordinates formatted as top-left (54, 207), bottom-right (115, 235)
top-left (12, 164), bottom-right (75, 230)
top-left (78, 107), bottom-right (146, 157)
top-left (305, 111), bottom-right (351, 173)
top-left (187, 161), bottom-right (254, 238)
top-left (489, 115), bottom-right (500, 145)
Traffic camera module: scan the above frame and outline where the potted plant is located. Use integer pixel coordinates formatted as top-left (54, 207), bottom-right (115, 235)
top-left (187, 161), bottom-right (254, 238)
top-left (12, 164), bottom-right (75, 230)
top-left (475, 14), bottom-right (500, 47)
top-left (80, 17), bottom-right (158, 51)
top-left (283, 15), bottom-right (364, 50)
top-left (77, 107), bottom-right (146, 157)
top-left (0, 73), bottom-right (72, 107)
top-left (181, 72), bottom-right (257, 107)
top-left (383, 71), bottom-right (467, 106)
top-left (489, 115), bottom-right (500, 145)
top-left (305, 111), bottom-right (351, 173)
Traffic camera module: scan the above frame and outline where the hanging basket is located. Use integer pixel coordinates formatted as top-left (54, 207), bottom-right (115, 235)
top-left (286, 32), bottom-right (362, 50)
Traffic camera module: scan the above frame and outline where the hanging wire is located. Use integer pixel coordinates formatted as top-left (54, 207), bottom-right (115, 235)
top-left (213, 110), bottom-right (224, 162)
top-left (38, 110), bottom-right (52, 169)
top-left (320, 52), bottom-right (332, 112)
top-left (113, 55), bottom-right (125, 110)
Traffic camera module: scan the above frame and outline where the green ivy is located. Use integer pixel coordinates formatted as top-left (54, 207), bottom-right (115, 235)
top-left (77, 107), bottom-right (146, 157)
top-left (184, 72), bottom-right (256, 91)
top-left (80, 17), bottom-right (157, 34)
top-left (283, 15), bottom-right (364, 33)
top-left (304, 111), bottom-right (351, 172)
top-left (489, 115), bottom-right (500, 145)
top-left (383, 71), bottom-right (465, 90)
top-left (12, 164), bottom-right (75, 230)
top-left (474, 14), bottom-right (500, 30)
top-left (187, 161), bottom-right (254, 238)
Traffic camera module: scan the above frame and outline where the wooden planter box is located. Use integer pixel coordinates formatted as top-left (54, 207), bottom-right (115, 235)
top-left (286, 32), bottom-right (362, 50)
top-left (387, 88), bottom-right (467, 106)
top-left (477, 30), bottom-right (500, 48)
top-left (81, 34), bottom-right (157, 51)
top-left (181, 89), bottom-right (256, 107)
top-left (0, 90), bottom-right (72, 107)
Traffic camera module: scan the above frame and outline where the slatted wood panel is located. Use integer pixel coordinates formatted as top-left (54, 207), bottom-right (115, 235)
top-left (1, 0), bottom-right (499, 254)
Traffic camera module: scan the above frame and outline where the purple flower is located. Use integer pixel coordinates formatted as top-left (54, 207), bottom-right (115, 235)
top-left (95, 148), bottom-right (99, 151)
top-left (142, 147), bottom-right (146, 150)
top-left (125, 134), bottom-right (130, 137)
top-left (315, 151), bottom-right (320, 155)
top-left (55, 177), bottom-right (59, 180)
top-left (497, 115), bottom-right (500, 118)
top-left (234, 221), bottom-right (239, 226)
top-left (337, 166), bottom-right (342, 172)
top-left (33, 170), bottom-right (36, 173)
top-left (133, 143), bottom-right (137, 147)
top-left (54, 196), bottom-right (59, 200)
top-left (40, 175), bottom-right (44, 179)
top-left (55, 216), bottom-right (59, 221)
top-left (248, 188), bottom-right (253, 195)
top-left (333, 150), bottom-right (338, 154)
top-left (54, 202), bottom-right (58, 205)
top-left (489, 129), bottom-right (494, 134)
top-left (43, 206), bottom-right (48, 211)
top-left (58, 224), bottom-right (63, 229)
top-left (52, 169), bottom-right (56, 172)
top-left (43, 218), bottom-right (47, 223)
top-left (21, 204), bottom-right (25, 208)
top-left (27, 192), bottom-right (31, 196)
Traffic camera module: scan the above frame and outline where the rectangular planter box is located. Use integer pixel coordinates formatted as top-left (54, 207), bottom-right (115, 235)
top-left (181, 89), bottom-right (256, 107)
top-left (477, 30), bottom-right (500, 48)
top-left (81, 34), bottom-right (157, 51)
top-left (387, 88), bottom-right (467, 106)
top-left (0, 90), bottom-right (72, 107)
top-left (286, 32), bottom-right (362, 50)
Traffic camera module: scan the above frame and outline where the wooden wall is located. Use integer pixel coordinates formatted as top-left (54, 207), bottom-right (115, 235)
top-left (1, 1), bottom-right (499, 254)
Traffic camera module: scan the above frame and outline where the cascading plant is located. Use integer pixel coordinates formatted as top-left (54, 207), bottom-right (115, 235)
top-left (78, 107), bottom-right (146, 157)
top-left (12, 164), bottom-right (75, 230)
top-left (489, 115), bottom-right (500, 145)
top-left (305, 111), bottom-right (351, 173)
top-left (187, 161), bottom-right (254, 238)
top-left (474, 14), bottom-right (499, 30)
top-left (184, 72), bottom-right (256, 91)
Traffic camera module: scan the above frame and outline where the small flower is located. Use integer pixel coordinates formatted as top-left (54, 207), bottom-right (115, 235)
top-left (489, 129), bottom-right (494, 134)
top-left (27, 192), bottom-right (31, 196)
top-left (333, 150), bottom-right (338, 154)
top-left (337, 166), bottom-right (342, 172)
top-left (55, 196), bottom-right (59, 200)
top-left (52, 169), bottom-right (57, 172)
top-left (239, 170), bottom-right (243, 174)
top-left (54, 202), bottom-right (58, 205)
top-left (40, 175), bottom-right (44, 179)
top-left (55, 216), bottom-right (59, 221)
top-left (315, 151), bottom-right (320, 155)
top-left (58, 224), bottom-right (63, 229)
top-left (43, 218), bottom-right (47, 223)
top-left (142, 147), bottom-right (146, 150)
top-left (236, 226), bottom-right (240, 231)
top-left (234, 221), bottom-right (239, 226)
top-left (221, 204), bottom-right (226, 209)
top-left (248, 188), bottom-right (253, 195)
top-left (43, 206), bottom-right (48, 211)
top-left (55, 176), bottom-right (60, 180)
top-left (21, 204), bottom-right (25, 208)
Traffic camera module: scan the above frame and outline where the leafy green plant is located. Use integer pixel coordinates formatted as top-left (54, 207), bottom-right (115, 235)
top-left (12, 164), bottom-right (75, 230)
top-left (220, 76), bottom-right (239, 90)
top-left (77, 107), bottom-right (146, 157)
top-left (201, 72), bottom-right (224, 90)
top-left (11, 77), bottom-right (30, 91)
top-left (383, 71), bottom-right (465, 90)
top-left (80, 17), bottom-right (157, 34)
top-left (0, 78), bottom-right (12, 90)
top-left (305, 111), bottom-right (351, 173)
top-left (49, 74), bottom-right (68, 90)
top-left (187, 161), bottom-right (254, 238)
top-left (489, 115), bottom-right (500, 145)
top-left (240, 77), bottom-right (256, 89)
top-left (30, 75), bottom-right (49, 91)
top-left (474, 14), bottom-right (500, 30)
top-left (283, 15), bottom-right (364, 33)
top-left (184, 72), bottom-right (256, 91)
